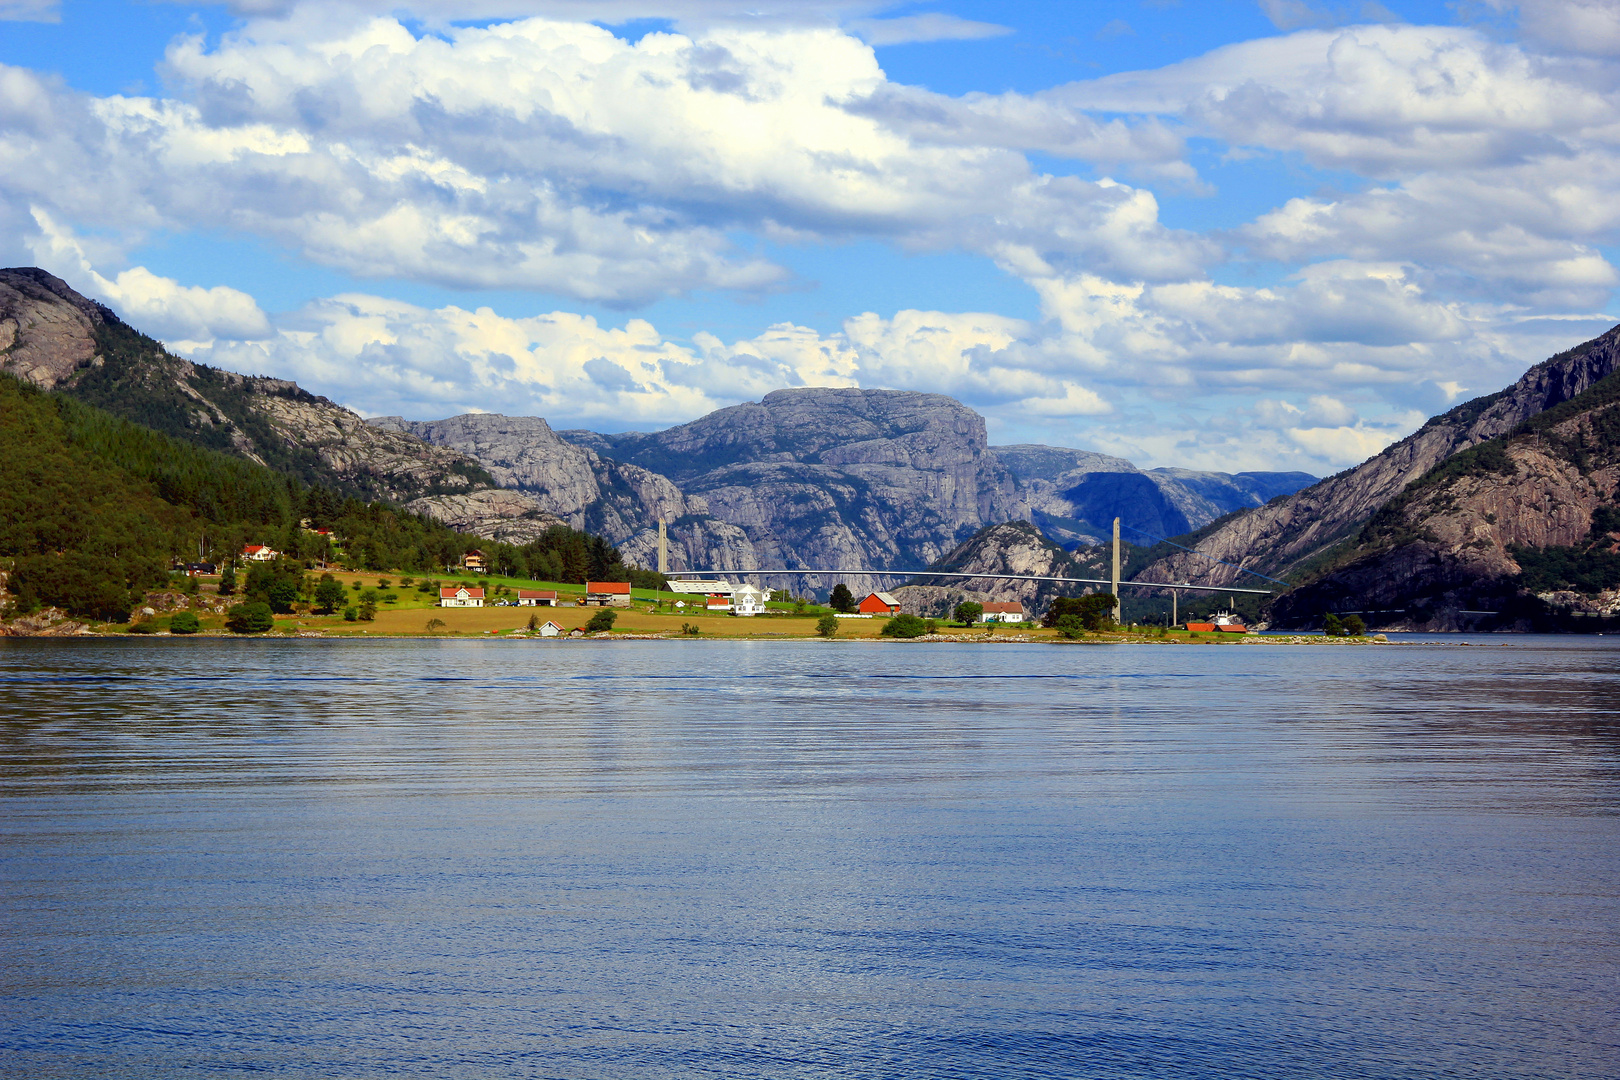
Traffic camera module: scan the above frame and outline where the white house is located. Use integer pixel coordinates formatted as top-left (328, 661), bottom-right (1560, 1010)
top-left (440, 586), bottom-right (485, 608)
top-left (537, 620), bottom-right (564, 637)
top-left (516, 589), bottom-right (558, 606)
top-left (732, 584), bottom-right (767, 616)
top-left (980, 601), bottom-right (1025, 623)
top-left (241, 544), bottom-right (278, 562)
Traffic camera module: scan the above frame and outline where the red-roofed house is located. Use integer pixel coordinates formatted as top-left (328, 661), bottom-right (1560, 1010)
top-left (705, 594), bottom-right (732, 612)
top-left (241, 544), bottom-right (278, 562)
top-left (585, 581), bottom-right (632, 607)
top-left (461, 549), bottom-right (487, 573)
top-left (857, 591), bottom-right (901, 616)
top-left (516, 589), bottom-right (558, 607)
top-left (440, 585), bottom-right (485, 608)
top-left (980, 601), bottom-right (1025, 623)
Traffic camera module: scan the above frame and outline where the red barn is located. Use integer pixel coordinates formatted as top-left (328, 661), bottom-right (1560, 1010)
top-left (585, 581), bottom-right (632, 607)
top-left (857, 591), bottom-right (901, 615)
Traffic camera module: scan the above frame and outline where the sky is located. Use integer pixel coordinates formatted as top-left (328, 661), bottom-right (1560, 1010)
top-left (3, 0), bottom-right (1619, 471)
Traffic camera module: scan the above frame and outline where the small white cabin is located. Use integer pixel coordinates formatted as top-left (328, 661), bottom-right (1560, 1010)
top-left (537, 620), bottom-right (564, 637)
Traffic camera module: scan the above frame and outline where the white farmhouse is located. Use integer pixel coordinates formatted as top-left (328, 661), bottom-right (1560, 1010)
top-left (980, 601), bottom-right (1025, 623)
top-left (440, 585), bottom-right (485, 608)
top-left (732, 584), bottom-right (767, 616)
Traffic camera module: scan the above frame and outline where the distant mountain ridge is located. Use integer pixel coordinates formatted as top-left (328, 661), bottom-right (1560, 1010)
top-left (390, 392), bottom-right (1315, 585)
top-left (1133, 322), bottom-right (1620, 599)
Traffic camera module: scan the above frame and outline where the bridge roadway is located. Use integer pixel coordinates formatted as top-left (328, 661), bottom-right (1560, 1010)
top-left (674, 569), bottom-right (1269, 595)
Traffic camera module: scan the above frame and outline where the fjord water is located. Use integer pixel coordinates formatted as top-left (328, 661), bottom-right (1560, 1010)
top-left (1, 639), bottom-right (1616, 1079)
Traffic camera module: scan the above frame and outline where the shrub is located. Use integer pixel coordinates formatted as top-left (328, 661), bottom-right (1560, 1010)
top-left (226, 601), bottom-right (275, 633)
top-left (343, 606), bottom-right (358, 622)
top-left (1323, 613), bottom-right (1344, 637)
top-left (586, 609), bottom-right (617, 633)
top-left (169, 611), bottom-right (201, 634)
top-left (1044, 594), bottom-right (1116, 632)
top-left (358, 601), bottom-right (376, 621)
top-left (1343, 614), bottom-right (1367, 636)
top-left (1055, 613), bottom-right (1086, 639)
top-left (265, 578), bottom-right (301, 614)
top-left (681, 622), bottom-right (701, 636)
top-left (815, 614), bottom-right (838, 638)
top-left (880, 613), bottom-right (930, 638)
top-left (425, 618), bottom-right (446, 633)
top-left (127, 621), bottom-right (159, 634)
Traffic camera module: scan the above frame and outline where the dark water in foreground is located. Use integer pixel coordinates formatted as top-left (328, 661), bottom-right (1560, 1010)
top-left (1, 638), bottom-right (1617, 1080)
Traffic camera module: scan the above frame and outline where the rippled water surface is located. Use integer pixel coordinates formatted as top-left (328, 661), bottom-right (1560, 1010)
top-left (2, 637), bottom-right (1617, 1079)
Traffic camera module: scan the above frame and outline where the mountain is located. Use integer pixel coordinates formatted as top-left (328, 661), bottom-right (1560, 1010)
top-left (1269, 350), bottom-right (1620, 630)
top-left (397, 389), bottom-right (1029, 588)
top-left (368, 412), bottom-right (757, 572)
top-left (388, 390), bottom-right (1315, 588)
top-left (889, 520), bottom-right (1116, 619)
top-left (1133, 324), bottom-right (1620, 595)
top-left (993, 443), bottom-right (1314, 547)
top-left (0, 268), bottom-right (496, 505)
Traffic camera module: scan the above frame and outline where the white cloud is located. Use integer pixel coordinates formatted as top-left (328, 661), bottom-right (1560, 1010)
top-left (1490, 0), bottom-right (1620, 57)
top-left (848, 14), bottom-right (1012, 46)
top-left (0, 0), bottom-right (56, 21)
top-left (27, 209), bottom-right (271, 342)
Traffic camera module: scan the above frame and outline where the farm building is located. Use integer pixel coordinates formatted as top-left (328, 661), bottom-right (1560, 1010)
top-left (537, 620), bottom-right (564, 637)
top-left (516, 590), bottom-right (558, 606)
top-left (585, 581), bottom-right (632, 607)
top-left (440, 586), bottom-right (484, 608)
top-left (857, 591), bottom-right (901, 616)
top-left (705, 594), bottom-right (732, 612)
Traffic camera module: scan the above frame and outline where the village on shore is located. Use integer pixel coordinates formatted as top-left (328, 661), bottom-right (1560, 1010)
top-left (3, 542), bottom-right (1390, 644)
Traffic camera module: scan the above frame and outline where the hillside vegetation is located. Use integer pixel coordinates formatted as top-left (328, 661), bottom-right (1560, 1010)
top-left (0, 375), bottom-right (653, 623)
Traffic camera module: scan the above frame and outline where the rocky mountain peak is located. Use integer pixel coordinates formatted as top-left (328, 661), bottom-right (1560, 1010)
top-left (0, 267), bottom-right (118, 389)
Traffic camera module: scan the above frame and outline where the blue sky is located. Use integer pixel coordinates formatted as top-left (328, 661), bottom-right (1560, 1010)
top-left (3, 0), bottom-right (1618, 471)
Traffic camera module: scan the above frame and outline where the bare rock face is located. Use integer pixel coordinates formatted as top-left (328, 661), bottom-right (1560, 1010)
top-left (1271, 382), bottom-right (1620, 630)
top-left (1138, 322), bottom-right (1620, 590)
top-left (405, 489), bottom-right (569, 544)
top-left (579, 388), bottom-right (1028, 577)
top-left (894, 520), bottom-right (1115, 619)
top-left (372, 414), bottom-right (607, 519)
top-left (0, 268), bottom-right (113, 389)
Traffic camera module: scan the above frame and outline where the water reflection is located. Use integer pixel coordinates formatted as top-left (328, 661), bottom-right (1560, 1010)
top-left (1, 637), bottom-right (1617, 1079)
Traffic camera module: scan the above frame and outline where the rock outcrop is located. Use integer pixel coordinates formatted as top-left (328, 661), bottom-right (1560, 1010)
top-left (1136, 323), bottom-right (1620, 591)
top-left (0, 267), bottom-right (493, 504)
top-left (404, 489), bottom-right (569, 545)
top-left (1270, 360), bottom-right (1620, 630)
top-left (893, 520), bottom-right (1116, 619)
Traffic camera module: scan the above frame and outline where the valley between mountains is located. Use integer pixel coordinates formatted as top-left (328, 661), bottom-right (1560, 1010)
top-left (6, 264), bottom-right (1620, 632)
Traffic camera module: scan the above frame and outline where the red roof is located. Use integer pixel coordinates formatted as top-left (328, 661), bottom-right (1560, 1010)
top-left (440, 586), bottom-right (485, 599)
top-left (705, 594), bottom-right (730, 604)
top-left (242, 544), bottom-right (273, 555)
top-left (982, 602), bottom-right (1023, 614)
top-left (517, 589), bottom-right (557, 599)
top-left (586, 581), bottom-right (632, 594)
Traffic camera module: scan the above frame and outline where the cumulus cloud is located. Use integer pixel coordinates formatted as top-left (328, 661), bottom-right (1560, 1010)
top-left (27, 210), bottom-right (271, 342)
top-left (0, 17), bottom-right (1211, 307)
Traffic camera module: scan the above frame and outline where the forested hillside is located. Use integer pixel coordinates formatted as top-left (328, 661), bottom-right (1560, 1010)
top-left (0, 375), bottom-right (651, 623)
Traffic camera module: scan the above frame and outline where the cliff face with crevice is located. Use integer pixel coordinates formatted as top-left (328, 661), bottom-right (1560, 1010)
top-left (1135, 324), bottom-right (1620, 592)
